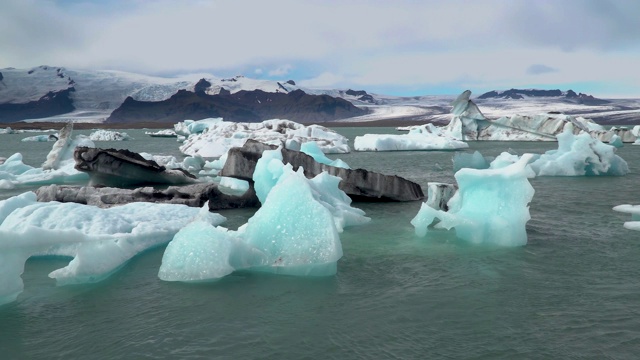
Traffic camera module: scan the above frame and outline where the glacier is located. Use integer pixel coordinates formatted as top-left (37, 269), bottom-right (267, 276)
top-left (354, 123), bottom-right (468, 151)
top-left (0, 192), bottom-right (207, 306)
top-left (178, 119), bottom-right (350, 158)
top-left (411, 154), bottom-right (535, 246)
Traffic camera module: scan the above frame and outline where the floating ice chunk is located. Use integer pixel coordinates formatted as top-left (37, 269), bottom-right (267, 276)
top-left (453, 151), bottom-right (490, 172)
top-left (252, 147), bottom-right (369, 231)
top-left (179, 119), bottom-right (350, 157)
top-left (530, 128), bottom-right (628, 176)
top-left (241, 168), bottom-right (343, 276)
top-left (218, 176), bottom-right (250, 196)
top-left (158, 204), bottom-right (260, 282)
top-left (174, 118), bottom-right (223, 136)
top-left (609, 134), bottom-right (623, 148)
top-left (145, 129), bottom-right (177, 138)
top-left (0, 192), bottom-right (203, 305)
top-left (411, 154), bottom-right (535, 246)
top-left (0, 153), bottom-right (35, 175)
top-left (489, 152), bottom-right (521, 169)
top-left (354, 124), bottom-right (468, 151)
top-left (88, 130), bottom-right (132, 141)
top-left (21, 134), bottom-right (57, 142)
top-left (300, 142), bottom-right (350, 169)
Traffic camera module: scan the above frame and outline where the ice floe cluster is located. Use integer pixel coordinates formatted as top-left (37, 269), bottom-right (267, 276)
top-left (177, 118), bottom-right (350, 157)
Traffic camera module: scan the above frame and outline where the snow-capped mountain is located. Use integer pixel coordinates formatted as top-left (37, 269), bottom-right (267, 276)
top-left (1, 66), bottom-right (640, 125)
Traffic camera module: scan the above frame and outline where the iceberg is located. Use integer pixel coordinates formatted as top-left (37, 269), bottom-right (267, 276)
top-left (88, 130), bottom-right (132, 141)
top-left (178, 119), bottom-right (350, 158)
top-left (609, 134), bottom-right (623, 148)
top-left (159, 150), bottom-right (370, 282)
top-left (354, 123), bottom-right (468, 151)
top-left (411, 154), bottom-right (535, 246)
top-left (0, 192), bottom-right (207, 305)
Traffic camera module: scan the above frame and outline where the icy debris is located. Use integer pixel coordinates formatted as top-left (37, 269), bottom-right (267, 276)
top-left (354, 123), bottom-right (468, 151)
top-left (411, 154), bottom-right (536, 246)
top-left (0, 192), bottom-right (208, 305)
top-left (178, 119), bottom-right (350, 158)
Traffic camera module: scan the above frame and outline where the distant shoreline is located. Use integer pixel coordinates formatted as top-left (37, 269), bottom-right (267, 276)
top-left (1, 119), bottom-right (435, 131)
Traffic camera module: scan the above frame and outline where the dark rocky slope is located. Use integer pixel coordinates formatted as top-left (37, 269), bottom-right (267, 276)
top-left (0, 88), bottom-right (75, 122)
top-left (106, 89), bottom-right (367, 124)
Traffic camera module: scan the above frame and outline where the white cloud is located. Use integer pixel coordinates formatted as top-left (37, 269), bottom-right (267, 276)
top-left (268, 65), bottom-right (292, 77)
top-left (1, 0), bottom-right (639, 95)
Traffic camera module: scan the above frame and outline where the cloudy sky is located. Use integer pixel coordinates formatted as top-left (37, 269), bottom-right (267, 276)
top-left (1, 0), bottom-right (639, 96)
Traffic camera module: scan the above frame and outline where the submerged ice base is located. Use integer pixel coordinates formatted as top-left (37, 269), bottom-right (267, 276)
top-left (411, 154), bottom-right (535, 246)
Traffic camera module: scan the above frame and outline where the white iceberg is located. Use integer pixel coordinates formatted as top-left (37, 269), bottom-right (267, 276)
top-left (88, 130), bottom-right (132, 141)
top-left (0, 192), bottom-right (209, 305)
top-left (354, 123), bottom-right (468, 151)
top-left (411, 154), bottom-right (535, 246)
top-left (178, 119), bottom-right (350, 158)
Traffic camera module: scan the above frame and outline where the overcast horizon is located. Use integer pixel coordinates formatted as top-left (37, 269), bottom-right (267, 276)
top-left (2, 0), bottom-right (639, 97)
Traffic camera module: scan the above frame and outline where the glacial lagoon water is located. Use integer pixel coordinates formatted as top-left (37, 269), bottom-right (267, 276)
top-left (1, 127), bottom-right (640, 359)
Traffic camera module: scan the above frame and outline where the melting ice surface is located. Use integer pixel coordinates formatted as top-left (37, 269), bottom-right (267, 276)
top-left (354, 123), bottom-right (468, 151)
top-left (159, 149), bottom-right (369, 282)
top-left (88, 130), bottom-right (132, 141)
top-left (411, 154), bottom-right (535, 246)
top-left (0, 192), bottom-right (207, 306)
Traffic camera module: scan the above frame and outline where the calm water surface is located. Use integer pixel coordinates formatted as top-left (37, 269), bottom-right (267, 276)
top-left (1, 127), bottom-right (639, 359)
